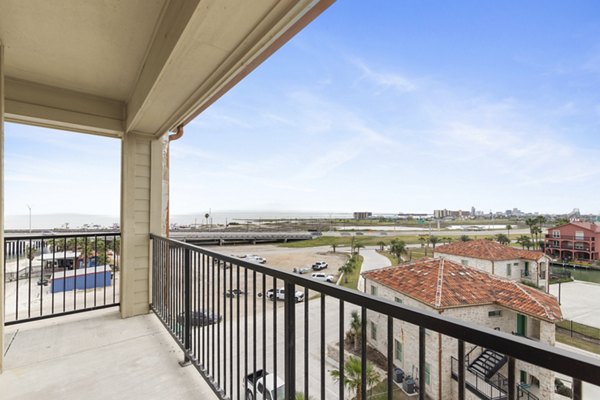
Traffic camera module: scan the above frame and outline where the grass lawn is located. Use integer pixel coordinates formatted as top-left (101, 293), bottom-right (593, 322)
top-left (557, 320), bottom-right (600, 339)
top-left (340, 255), bottom-right (363, 290)
top-left (556, 332), bottom-right (600, 355)
top-left (279, 235), bottom-right (424, 249)
top-left (368, 379), bottom-right (407, 400)
top-left (378, 251), bottom-right (399, 265)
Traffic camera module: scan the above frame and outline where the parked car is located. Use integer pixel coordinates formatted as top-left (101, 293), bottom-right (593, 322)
top-left (265, 288), bottom-right (304, 302)
top-left (245, 369), bottom-right (284, 400)
top-left (37, 278), bottom-right (49, 286)
top-left (311, 272), bottom-right (334, 283)
top-left (293, 267), bottom-right (310, 274)
top-left (312, 261), bottom-right (328, 270)
top-left (224, 288), bottom-right (246, 297)
top-left (176, 310), bottom-right (222, 327)
top-left (244, 255), bottom-right (267, 264)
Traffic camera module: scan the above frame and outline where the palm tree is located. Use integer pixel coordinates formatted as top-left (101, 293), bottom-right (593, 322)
top-left (428, 236), bottom-right (440, 250)
top-left (525, 217), bottom-right (537, 246)
top-left (495, 233), bottom-right (510, 245)
top-left (349, 310), bottom-right (361, 351)
top-left (388, 239), bottom-right (407, 263)
top-left (353, 242), bottom-right (365, 255)
top-left (330, 356), bottom-right (380, 400)
top-left (531, 225), bottom-right (542, 249)
top-left (338, 258), bottom-right (356, 284)
top-left (516, 235), bottom-right (532, 250)
top-left (25, 245), bottom-right (36, 262)
top-left (443, 236), bottom-right (453, 245)
top-left (506, 224), bottom-right (512, 239)
top-left (377, 241), bottom-right (386, 251)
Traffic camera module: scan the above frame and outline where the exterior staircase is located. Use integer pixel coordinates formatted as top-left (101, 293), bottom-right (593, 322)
top-left (468, 349), bottom-right (508, 380)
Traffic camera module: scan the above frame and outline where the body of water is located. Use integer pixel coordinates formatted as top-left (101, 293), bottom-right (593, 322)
top-left (552, 265), bottom-right (600, 284)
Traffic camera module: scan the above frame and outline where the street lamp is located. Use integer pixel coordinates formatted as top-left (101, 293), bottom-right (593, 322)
top-left (27, 204), bottom-right (32, 232)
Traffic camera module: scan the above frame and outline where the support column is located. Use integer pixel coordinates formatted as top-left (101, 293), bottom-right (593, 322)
top-left (120, 131), bottom-right (167, 318)
top-left (0, 43), bottom-right (5, 373)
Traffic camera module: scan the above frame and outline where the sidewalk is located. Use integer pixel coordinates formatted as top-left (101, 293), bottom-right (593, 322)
top-left (357, 248), bottom-right (392, 292)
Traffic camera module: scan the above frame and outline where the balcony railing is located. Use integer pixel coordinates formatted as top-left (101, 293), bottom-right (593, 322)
top-left (150, 235), bottom-right (600, 400)
top-left (4, 233), bottom-right (120, 324)
top-left (545, 234), bottom-right (595, 241)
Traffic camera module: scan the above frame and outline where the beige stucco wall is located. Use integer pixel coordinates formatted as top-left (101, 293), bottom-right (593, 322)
top-left (120, 132), bottom-right (166, 318)
top-left (0, 43), bottom-right (5, 373)
top-left (365, 278), bottom-right (556, 400)
top-left (434, 252), bottom-right (549, 292)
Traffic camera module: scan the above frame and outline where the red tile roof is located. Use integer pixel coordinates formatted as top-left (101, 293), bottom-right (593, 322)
top-left (363, 258), bottom-right (562, 322)
top-left (434, 239), bottom-right (546, 261)
top-left (558, 222), bottom-right (600, 233)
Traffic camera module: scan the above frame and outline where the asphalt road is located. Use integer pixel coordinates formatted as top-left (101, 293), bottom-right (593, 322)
top-left (194, 249), bottom-right (392, 400)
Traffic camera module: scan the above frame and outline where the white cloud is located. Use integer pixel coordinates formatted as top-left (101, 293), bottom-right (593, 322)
top-left (352, 58), bottom-right (416, 92)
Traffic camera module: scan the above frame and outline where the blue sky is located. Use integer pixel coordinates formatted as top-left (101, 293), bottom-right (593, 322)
top-left (5, 1), bottom-right (600, 219)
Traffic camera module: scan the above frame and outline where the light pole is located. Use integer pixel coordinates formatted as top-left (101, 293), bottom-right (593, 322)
top-left (27, 204), bottom-right (32, 233)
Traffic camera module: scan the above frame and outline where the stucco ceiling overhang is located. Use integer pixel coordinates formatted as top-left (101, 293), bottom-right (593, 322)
top-left (0, 0), bottom-right (334, 138)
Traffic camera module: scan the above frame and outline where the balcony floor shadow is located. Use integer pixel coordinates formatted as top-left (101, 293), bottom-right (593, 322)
top-left (1, 308), bottom-right (216, 400)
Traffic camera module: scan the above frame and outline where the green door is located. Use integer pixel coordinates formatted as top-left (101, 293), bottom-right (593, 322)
top-left (520, 370), bottom-right (527, 383)
top-left (517, 314), bottom-right (527, 336)
top-left (524, 262), bottom-right (529, 276)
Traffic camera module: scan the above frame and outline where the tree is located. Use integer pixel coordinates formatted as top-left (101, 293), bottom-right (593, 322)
top-left (460, 235), bottom-right (471, 242)
top-left (554, 217), bottom-right (569, 227)
top-left (25, 245), bottom-right (36, 262)
top-left (353, 242), bottom-right (365, 255)
top-left (428, 236), bottom-right (440, 250)
top-left (495, 233), bottom-right (510, 245)
top-left (525, 217), bottom-right (538, 248)
top-left (506, 224), bottom-right (512, 239)
top-left (346, 310), bottom-right (362, 351)
top-left (330, 356), bottom-right (380, 400)
top-left (531, 226), bottom-right (542, 249)
top-left (388, 239), bottom-right (407, 263)
top-left (443, 237), bottom-right (453, 245)
top-left (525, 216), bottom-right (547, 250)
top-left (516, 235), bottom-right (532, 250)
top-left (338, 257), bottom-right (356, 284)
top-left (377, 241), bottom-right (386, 251)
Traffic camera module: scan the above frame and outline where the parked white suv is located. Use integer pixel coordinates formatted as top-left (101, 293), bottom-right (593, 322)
top-left (312, 261), bottom-right (328, 270)
top-left (311, 272), bottom-right (334, 283)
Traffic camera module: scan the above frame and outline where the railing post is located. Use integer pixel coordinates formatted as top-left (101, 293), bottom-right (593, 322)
top-left (180, 247), bottom-right (192, 366)
top-left (284, 281), bottom-right (296, 400)
top-left (457, 340), bottom-right (465, 400)
top-left (508, 356), bottom-right (515, 400)
top-left (419, 327), bottom-right (426, 400)
top-left (573, 378), bottom-right (582, 400)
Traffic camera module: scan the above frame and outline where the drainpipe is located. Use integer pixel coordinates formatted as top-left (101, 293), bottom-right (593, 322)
top-left (165, 125), bottom-right (184, 238)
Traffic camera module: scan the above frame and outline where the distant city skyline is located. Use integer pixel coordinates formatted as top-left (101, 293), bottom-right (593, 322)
top-left (5, 1), bottom-right (600, 217)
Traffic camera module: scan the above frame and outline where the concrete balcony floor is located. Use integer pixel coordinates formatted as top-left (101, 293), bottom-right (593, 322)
top-left (1, 308), bottom-right (216, 400)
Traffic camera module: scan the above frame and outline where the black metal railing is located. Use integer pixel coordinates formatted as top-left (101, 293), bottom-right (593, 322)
top-left (451, 356), bottom-right (506, 400)
top-left (4, 233), bottom-right (120, 324)
top-left (150, 235), bottom-right (600, 400)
